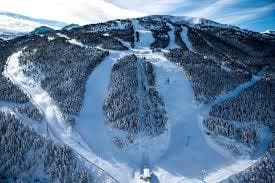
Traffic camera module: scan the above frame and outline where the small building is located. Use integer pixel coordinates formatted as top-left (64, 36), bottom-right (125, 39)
top-left (152, 48), bottom-right (162, 52)
top-left (140, 166), bottom-right (151, 182)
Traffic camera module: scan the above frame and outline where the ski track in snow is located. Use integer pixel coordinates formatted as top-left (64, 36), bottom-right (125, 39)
top-left (166, 24), bottom-right (179, 50)
top-left (211, 67), bottom-right (267, 106)
top-left (3, 50), bottom-right (122, 183)
top-left (3, 23), bottom-right (271, 183)
top-left (180, 26), bottom-right (195, 52)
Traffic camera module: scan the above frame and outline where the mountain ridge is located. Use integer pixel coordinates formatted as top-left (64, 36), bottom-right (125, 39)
top-left (0, 14), bottom-right (274, 183)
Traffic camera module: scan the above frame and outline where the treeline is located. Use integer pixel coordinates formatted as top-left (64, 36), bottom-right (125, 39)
top-left (268, 136), bottom-right (275, 156)
top-left (79, 19), bottom-right (131, 34)
top-left (141, 61), bottom-right (167, 135)
top-left (105, 26), bottom-right (135, 46)
top-left (19, 37), bottom-right (108, 115)
top-left (165, 49), bottom-right (251, 103)
top-left (150, 26), bottom-right (170, 49)
top-left (59, 18), bottom-right (133, 49)
top-left (187, 28), bottom-right (223, 61)
top-left (63, 31), bottom-right (128, 50)
top-left (104, 55), bottom-right (167, 147)
top-left (0, 111), bottom-right (93, 182)
top-left (204, 117), bottom-right (260, 147)
top-left (222, 156), bottom-right (275, 183)
top-left (199, 25), bottom-right (275, 59)
top-left (209, 77), bottom-right (274, 130)
top-left (15, 103), bottom-right (43, 121)
top-left (104, 54), bottom-right (140, 134)
top-left (179, 27), bottom-right (267, 75)
top-left (0, 75), bottom-right (29, 103)
top-left (174, 26), bottom-right (189, 50)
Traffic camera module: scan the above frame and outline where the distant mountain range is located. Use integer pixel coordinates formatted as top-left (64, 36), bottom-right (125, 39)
top-left (262, 30), bottom-right (275, 35)
top-left (0, 11), bottom-right (67, 40)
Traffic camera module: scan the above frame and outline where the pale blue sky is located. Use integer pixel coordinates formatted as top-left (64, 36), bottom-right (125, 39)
top-left (107, 0), bottom-right (275, 31)
top-left (0, 0), bottom-right (274, 32)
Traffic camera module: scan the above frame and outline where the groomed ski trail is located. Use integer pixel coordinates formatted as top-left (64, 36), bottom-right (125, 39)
top-left (3, 50), bottom-right (129, 183)
top-left (3, 26), bottom-right (271, 183)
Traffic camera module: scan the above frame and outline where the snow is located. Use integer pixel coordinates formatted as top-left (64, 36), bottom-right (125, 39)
top-left (73, 50), bottom-right (139, 182)
top-left (161, 15), bottom-right (237, 30)
top-left (3, 30), bottom-right (271, 182)
top-left (220, 64), bottom-right (231, 72)
top-left (261, 30), bottom-right (275, 35)
top-left (56, 33), bottom-right (88, 48)
top-left (0, 13), bottom-right (43, 33)
top-left (205, 159), bottom-right (257, 182)
top-left (62, 24), bottom-right (79, 30)
top-left (3, 50), bottom-right (122, 183)
top-left (166, 24), bottom-right (178, 49)
top-left (211, 67), bottom-right (267, 106)
top-left (56, 33), bottom-right (70, 39)
top-left (0, 12), bottom-right (63, 40)
top-left (47, 36), bottom-right (55, 41)
top-left (147, 53), bottom-right (229, 182)
top-left (74, 48), bottom-right (169, 181)
top-left (93, 45), bottom-right (269, 182)
top-left (88, 21), bottom-right (131, 33)
top-left (135, 30), bottom-right (154, 48)
top-left (165, 15), bottom-right (204, 26)
top-left (67, 38), bottom-right (86, 47)
top-left (180, 26), bottom-right (196, 52)
top-left (132, 20), bottom-right (154, 49)
top-left (143, 168), bottom-right (150, 178)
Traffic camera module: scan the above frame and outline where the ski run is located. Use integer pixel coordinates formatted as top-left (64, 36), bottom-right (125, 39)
top-left (2, 22), bottom-right (271, 183)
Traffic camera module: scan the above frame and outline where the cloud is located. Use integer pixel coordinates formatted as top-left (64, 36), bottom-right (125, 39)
top-left (179, 0), bottom-right (275, 26)
top-left (0, 0), bottom-right (143, 24)
top-left (215, 3), bottom-right (275, 24)
top-left (184, 0), bottom-right (241, 18)
top-left (0, 0), bottom-right (274, 31)
top-left (105, 0), bottom-right (188, 14)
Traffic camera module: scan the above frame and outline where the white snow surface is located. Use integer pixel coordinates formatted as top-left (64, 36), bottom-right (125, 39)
top-left (3, 22), bottom-right (271, 182)
top-left (132, 20), bottom-right (154, 49)
top-left (136, 30), bottom-right (154, 48)
top-left (262, 30), bottom-right (275, 35)
top-left (180, 26), bottom-right (196, 52)
top-left (3, 50), bottom-right (124, 183)
top-left (0, 12), bottom-right (63, 40)
top-left (166, 23), bottom-right (178, 49)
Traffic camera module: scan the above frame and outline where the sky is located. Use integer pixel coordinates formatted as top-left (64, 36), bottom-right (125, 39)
top-left (0, 0), bottom-right (274, 32)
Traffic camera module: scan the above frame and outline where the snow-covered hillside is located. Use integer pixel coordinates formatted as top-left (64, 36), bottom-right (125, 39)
top-left (0, 11), bottom-right (66, 40)
top-left (262, 30), bottom-right (275, 36)
top-left (0, 15), bottom-right (274, 183)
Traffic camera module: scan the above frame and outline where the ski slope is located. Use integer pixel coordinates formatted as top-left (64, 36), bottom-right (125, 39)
top-left (150, 55), bottom-right (228, 180)
top-left (180, 26), bottom-right (195, 52)
top-left (166, 23), bottom-right (178, 49)
top-left (3, 21), bottom-right (271, 182)
top-left (3, 50), bottom-right (126, 183)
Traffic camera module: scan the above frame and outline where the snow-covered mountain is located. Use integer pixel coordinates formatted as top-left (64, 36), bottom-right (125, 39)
top-left (0, 15), bottom-right (274, 183)
top-left (262, 30), bottom-right (275, 36)
top-left (0, 11), bottom-right (67, 40)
